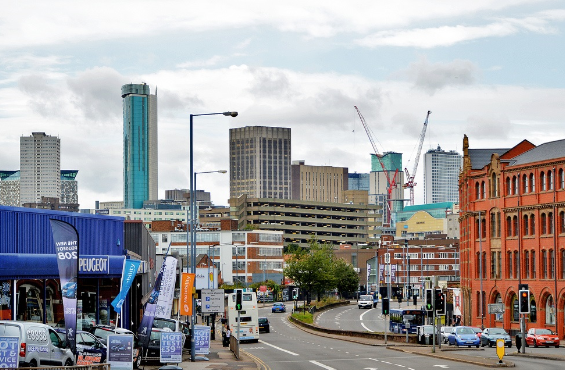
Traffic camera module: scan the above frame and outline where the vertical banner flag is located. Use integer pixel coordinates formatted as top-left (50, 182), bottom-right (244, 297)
top-left (154, 256), bottom-right (178, 319)
top-left (49, 219), bottom-right (79, 354)
top-left (453, 288), bottom-right (462, 316)
top-left (111, 258), bottom-right (141, 314)
top-left (180, 273), bottom-right (195, 316)
top-left (137, 259), bottom-right (166, 348)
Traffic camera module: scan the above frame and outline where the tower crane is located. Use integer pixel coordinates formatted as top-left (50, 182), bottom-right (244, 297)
top-left (403, 110), bottom-right (431, 205)
top-left (354, 106), bottom-right (398, 226)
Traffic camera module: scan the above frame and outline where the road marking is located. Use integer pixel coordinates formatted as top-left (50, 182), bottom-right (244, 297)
top-left (258, 340), bottom-right (299, 355)
top-left (310, 360), bottom-right (336, 370)
top-left (360, 307), bottom-right (375, 332)
top-left (433, 366), bottom-right (449, 369)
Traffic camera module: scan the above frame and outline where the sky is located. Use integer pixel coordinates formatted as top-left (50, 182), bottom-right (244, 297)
top-left (1, 1), bottom-right (565, 209)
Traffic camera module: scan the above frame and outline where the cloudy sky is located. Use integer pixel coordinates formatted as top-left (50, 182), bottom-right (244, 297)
top-left (1, 1), bottom-right (564, 209)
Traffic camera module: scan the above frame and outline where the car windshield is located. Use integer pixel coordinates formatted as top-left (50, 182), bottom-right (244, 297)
top-left (470, 327), bottom-right (481, 333)
top-left (258, 318), bottom-right (268, 323)
top-left (457, 327), bottom-right (474, 335)
top-left (535, 329), bottom-right (552, 335)
top-left (274, 303), bottom-right (284, 306)
top-left (360, 295), bottom-right (373, 300)
top-left (422, 326), bottom-right (434, 334)
top-left (490, 328), bottom-right (507, 335)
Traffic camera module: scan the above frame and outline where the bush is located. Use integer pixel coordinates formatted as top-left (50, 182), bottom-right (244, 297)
top-left (292, 311), bottom-right (313, 324)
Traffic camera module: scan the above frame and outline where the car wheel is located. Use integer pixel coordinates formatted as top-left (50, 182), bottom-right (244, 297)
top-left (135, 354), bottom-right (142, 369)
top-left (29, 359), bottom-right (37, 368)
top-left (266, 329), bottom-right (270, 333)
top-left (488, 342), bottom-right (493, 348)
top-left (507, 343), bottom-right (512, 348)
top-left (476, 345), bottom-right (479, 348)
top-left (525, 342), bottom-right (529, 347)
top-left (455, 341), bottom-right (459, 347)
top-left (534, 341), bottom-right (539, 348)
top-left (64, 358), bottom-right (73, 367)
top-left (556, 345), bottom-right (560, 348)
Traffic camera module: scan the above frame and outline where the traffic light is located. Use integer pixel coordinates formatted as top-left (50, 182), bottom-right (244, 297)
top-left (519, 289), bottom-right (530, 314)
top-left (425, 289), bottom-right (433, 311)
top-left (235, 289), bottom-right (243, 311)
top-left (292, 288), bottom-right (298, 300)
top-left (435, 290), bottom-right (446, 315)
top-left (382, 297), bottom-right (389, 315)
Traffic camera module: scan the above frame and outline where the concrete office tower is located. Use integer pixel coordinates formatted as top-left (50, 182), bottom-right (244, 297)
top-left (122, 83), bottom-right (158, 209)
top-left (230, 126), bottom-right (291, 199)
top-left (291, 160), bottom-right (348, 202)
top-left (423, 145), bottom-right (462, 204)
top-left (20, 132), bottom-right (61, 205)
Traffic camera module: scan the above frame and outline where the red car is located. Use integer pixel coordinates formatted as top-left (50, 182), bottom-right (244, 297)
top-left (525, 328), bottom-right (560, 348)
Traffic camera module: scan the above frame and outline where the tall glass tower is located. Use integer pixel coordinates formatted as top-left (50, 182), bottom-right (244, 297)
top-left (122, 83), bottom-right (158, 209)
top-left (423, 145), bottom-right (462, 204)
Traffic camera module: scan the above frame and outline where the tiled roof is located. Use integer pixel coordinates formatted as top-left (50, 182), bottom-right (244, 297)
top-left (468, 148), bottom-right (510, 170)
top-left (509, 139), bottom-right (565, 166)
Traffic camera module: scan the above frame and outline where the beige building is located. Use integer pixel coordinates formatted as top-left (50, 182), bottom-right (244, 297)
top-left (291, 160), bottom-right (348, 203)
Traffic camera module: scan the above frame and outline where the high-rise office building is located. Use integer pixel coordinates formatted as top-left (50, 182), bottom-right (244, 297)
top-left (229, 126), bottom-right (291, 199)
top-left (423, 145), bottom-right (462, 204)
top-left (20, 132), bottom-right (61, 205)
top-left (291, 160), bottom-right (348, 202)
top-left (348, 173), bottom-right (370, 191)
top-left (122, 83), bottom-right (158, 209)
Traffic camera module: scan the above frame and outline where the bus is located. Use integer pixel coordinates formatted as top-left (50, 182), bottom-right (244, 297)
top-left (225, 290), bottom-right (259, 342)
top-left (389, 308), bottom-right (425, 334)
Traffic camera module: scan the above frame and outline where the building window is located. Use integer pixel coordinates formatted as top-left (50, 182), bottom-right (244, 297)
top-left (476, 253), bottom-right (480, 278)
top-left (550, 249), bottom-right (555, 279)
top-left (512, 294), bottom-right (519, 322)
top-left (482, 252), bottom-right (487, 279)
top-left (531, 251), bottom-right (536, 279)
top-left (523, 174), bottom-right (528, 193)
top-left (523, 215), bottom-right (529, 235)
top-left (548, 170), bottom-right (554, 190)
top-left (542, 250), bottom-right (548, 279)
top-left (475, 182), bottom-right (480, 199)
top-left (525, 250), bottom-right (530, 279)
top-left (530, 173), bottom-right (535, 192)
top-left (542, 213), bottom-right (547, 235)
top-left (540, 172), bottom-right (546, 191)
top-left (491, 251), bottom-right (496, 279)
top-left (530, 215), bottom-right (535, 236)
top-left (560, 211), bottom-right (565, 234)
top-left (559, 168), bottom-right (564, 189)
top-left (561, 249), bottom-right (565, 279)
top-left (513, 216), bottom-right (518, 236)
top-left (513, 251), bottom-right (518, 279)
top-left (490, 213), bottom-right (496, 238)
top-left (507, 251), bottom-right (513, 278)
top-left (546, 296), bottom-right (556, 325)
top-left (549, 212), bottom-right (554, 234)
top-left (513, 176), bottom-right (518, 195)
top-left (506, 216), bottom-right (512, 237)
top-left (481, 181), bottom-right (486, 199)
top-left (506, 177), bottom-right (511, 195)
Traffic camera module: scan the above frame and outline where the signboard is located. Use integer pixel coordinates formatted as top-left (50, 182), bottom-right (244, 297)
top-left (201, 289), bottom-right (225, 314)
top-left (194, 325), bottom-right (210, 355)
top-left (0, 336), bottom-right (19, 368)
top-left (160, 332), bottom-right (183, 363)
top-left (488, 303), bottom-right (505, 314)
top-left (107, 334), bottom-right (134, 370)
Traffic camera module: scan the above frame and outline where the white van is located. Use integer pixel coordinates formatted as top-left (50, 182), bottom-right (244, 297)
top-left (358, 295), bottom-right (374, 309)
top-left (0, 321), bottom-right (75, 367)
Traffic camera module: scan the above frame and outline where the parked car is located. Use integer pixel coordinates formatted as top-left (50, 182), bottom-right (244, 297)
top-left (258, 317), bottom-right (270, 333)
top-left (480, 328), bottom-right (512, 348)
top-left (440, 326), bottom-right (455, 343)
top-left (525, 328), bottom-right (560, 348)
top-left (56, 329), bottom-right (107, 365)
top-left (272, 302), bottom-right (286, 313)
top-left (0, 320), bottom-right (75, 367)
top-left (447, 326), bottom-right (480, 348)
top-left (89, 325), bottom-right (141, 368)
top-left (469, 326), bottom-right (483, 338)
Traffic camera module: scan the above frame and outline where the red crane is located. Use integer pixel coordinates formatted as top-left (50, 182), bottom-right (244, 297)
top-left (403, 110), bottom-right (431, 205)
top-left (354, 106), bottom-right (398, 226)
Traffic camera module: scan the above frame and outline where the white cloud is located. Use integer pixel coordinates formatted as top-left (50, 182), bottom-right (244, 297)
top-left (402, 57), bottom-right (479, 95)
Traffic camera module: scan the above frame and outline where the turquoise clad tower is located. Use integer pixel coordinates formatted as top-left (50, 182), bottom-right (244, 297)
top-left (122, 83), bottom-right (158, 209)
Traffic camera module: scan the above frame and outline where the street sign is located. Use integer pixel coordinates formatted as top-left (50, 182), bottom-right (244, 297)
top-left (201, 289), bottom-right (225, 313)
top-left (496, 339), bottom-right (505, 363)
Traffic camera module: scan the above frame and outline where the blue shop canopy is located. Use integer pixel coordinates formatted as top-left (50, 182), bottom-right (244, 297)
top-left (0, 254), bottom-right (131, 279)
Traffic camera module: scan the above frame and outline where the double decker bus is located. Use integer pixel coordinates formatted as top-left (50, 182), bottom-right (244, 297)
top-left (225, 290), bottom-right (259, 342)
top-left (389, 308), bottom-right (425, 334)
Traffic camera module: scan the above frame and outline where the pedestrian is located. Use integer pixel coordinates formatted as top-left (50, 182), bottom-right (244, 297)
top-left (516, 334), bottom-right (521, 352)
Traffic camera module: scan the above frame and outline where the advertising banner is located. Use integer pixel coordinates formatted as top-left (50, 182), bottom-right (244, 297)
top-left (107, 334), bottom-right (134, 370)
top-left (138, 259), bottom-right (166, 348)
top-left (49, 219), bottom-right (79, 354)
top-left (0, 336), bottom-right (19, 368)
top-left (111, 258), bottom-right (141, 314)
top-left (453, 288), bottom-right (462, 316)
top-left (159, 332), bottom-right (183, 363)
top-left (194, 325), bottom-right (210, 355)
top-left (154, 256), bottom-right (178, 319)
top-left (180, 273), bottom-right (195, 316)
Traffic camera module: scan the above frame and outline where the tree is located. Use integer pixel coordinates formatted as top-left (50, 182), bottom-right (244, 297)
top-left (333, 259), bottom-right (359, 298)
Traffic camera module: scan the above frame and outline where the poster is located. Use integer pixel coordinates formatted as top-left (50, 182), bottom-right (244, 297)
top-left (194, 325), bottom-right (210, 355)
top-left (180, 273), bottom-right (195, 316)
top-left (160, 332), bottom-right (183, 363)
top-left (0, 336), bottom-right (19, 368)
top-left (155, 257), bottom-right (178, 318)
top-left (107, 334), bottom-right (134, 370)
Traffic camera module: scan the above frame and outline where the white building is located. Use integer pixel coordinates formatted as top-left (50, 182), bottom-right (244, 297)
top-left (423, 146), bottom-right (462, 204)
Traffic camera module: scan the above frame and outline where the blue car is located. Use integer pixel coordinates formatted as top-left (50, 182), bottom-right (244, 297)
top-left (62, 278), bottom-right (77, 299)
top-left (448, 326), bottom-right (480, 348)
top-left (272, 302), bottom-right (286, 313)
top-left (56, 330), bottom-right (107, 365)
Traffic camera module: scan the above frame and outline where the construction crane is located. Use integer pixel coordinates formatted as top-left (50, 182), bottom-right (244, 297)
top-left (403, 110), bottom-right (431, 205)
top-left (354, 106), bottom-right (398, 226)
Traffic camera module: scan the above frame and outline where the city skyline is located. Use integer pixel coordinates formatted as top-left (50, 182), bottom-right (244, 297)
top-left (1, 2), bottom-right (564, 209)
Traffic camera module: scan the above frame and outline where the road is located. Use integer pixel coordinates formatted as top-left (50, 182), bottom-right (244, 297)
top-left (245, 305), bottom-right (484, 370)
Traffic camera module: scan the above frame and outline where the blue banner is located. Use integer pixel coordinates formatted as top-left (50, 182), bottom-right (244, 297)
top-left (49, 219), bottom-right (79, 355)
top-left (137, 260), bottom-right (166, 348)
top-left (194, 325), bottom-right (210, 355)
top-left (0, 336), bottom-right (19, 368)
top-left (111, 259), bottom-right (141, 314)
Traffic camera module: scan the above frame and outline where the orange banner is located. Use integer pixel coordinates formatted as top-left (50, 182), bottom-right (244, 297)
top-left (180, 273), bottom-right (195, 316)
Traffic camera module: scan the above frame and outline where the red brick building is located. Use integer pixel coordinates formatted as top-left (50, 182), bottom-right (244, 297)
top-left (459, 135), bottom-right (565, 338)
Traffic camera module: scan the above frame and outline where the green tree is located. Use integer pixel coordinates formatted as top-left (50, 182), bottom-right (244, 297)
top-left (333, 258), bottom-right (359, 298)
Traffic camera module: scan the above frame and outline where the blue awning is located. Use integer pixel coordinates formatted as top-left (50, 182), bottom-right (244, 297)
top-left (0, 254), bottom-right (128, 279)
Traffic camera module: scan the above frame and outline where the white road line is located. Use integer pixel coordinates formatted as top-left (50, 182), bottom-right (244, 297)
top-left (310, 360), bottom-right (336, 370)
top-left (258, 340), bottom-right (299, 355)
top-left (360, 308), bottom-right (374, 332)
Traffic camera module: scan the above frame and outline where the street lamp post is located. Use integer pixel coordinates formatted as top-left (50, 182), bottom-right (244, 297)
top-left (189, 111), bottom-right (237, 362)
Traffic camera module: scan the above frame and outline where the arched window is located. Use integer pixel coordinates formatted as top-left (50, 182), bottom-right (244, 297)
top-left (481, 181), bottom-right (486, 199)
top-left (541, 213), bottom-right (547, 235)
top-left (475, 182), bottom-right (480, 199)
top-left (506, 177), bottom-right (511, 196)
top-left (561, 249), bottom-right (565, 279)
top-left (530, 173), bottom-right (535, 192)
top-left (476, 252), bottom-right (481, 278)
top-left (490, 212), bottom-right (496, 238)
top-left (513, 176), bottom-right (518, 195)
top-left (548, 212), bottom-right (554, 234)
top-left (559, 168), bottom-right (564, 189)
top-left (513, 251), bottom-right (518, 279)
top-left (530, 298), bottom-right (537, 323)
top-left (506, 216), bottom-right (512, 237)
top-left (482, 216), bottom-right (487, 238)
top-left (561, 211), bottom-right (565, 234)
top-left (523, 215), bottom-right (529, 235)
top-left (523, 174), bottom-right (528, 193)
top-left (513, 216), bottom-right (518, 236)
top-left (530, 214), bottom-right (535, 235)
top-left (531, 251), bottom-right (536, 279)
top-left (548, 170), bottom-right (553, 190)
top-left (525, 250), bottom-right (530, 279)
top-left (507, 251), bottom-right (513, 278)
top-left (512, 294), bottom-right (519, 322)
top-left (546, 296), bottom-right (556, 325)
top-left (482, 252), bottom-right (487, 279)
top-left (540, 172), bottom-right (546, 191)
top-left (543, 250), bottom-right (548, 278)
top-left (495, 294), bottom-right (503, 321)
top-left (550, 249), bottom-right (555, 279)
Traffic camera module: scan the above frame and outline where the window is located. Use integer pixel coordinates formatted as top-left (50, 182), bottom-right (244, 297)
top-left (491, 251), bottom-right (496, 279)
top-left (481, 181), bottom-right (486, 199)
top-left (513, 176), bottom-right (518, 195)
top-left (548, 170), bottom-right (554, 190)
top-left (531, 251), bottom-right (536, 279)
top-left (507, 252), bottom-right (513, 278)
top-left (540, 172), bottom-right (546, 191)
top-left (506, 216), bottom-right (512, 237)
top-left (513, 251), bottom-right (518, 279)
top-left (475, 182), bottom-right (480, 199)
top-left (562, 249), bottom-right (565, 279)
top-left (546, 296), bottom-right (556, 325)
top-left (523, 215), bottom-right (529, 235)
top-left (530, 215), bottom-right (535, 236)
top-left (561, 211), bottom-right (565, 234)
top-left (525, 251), bottom-right (530, 279)
top-left (490, 213), bottom-right (496, 238)
top-left (543, 250), bottom-right (548, 279)
top-left (523, 174), bottom-right (528, 193)
top-left (506, 177), bottom-right (511, 195)
top-left (542, 213), bottom-right (547, 235)
top-left (476, 253), bottom-right (480, 278)
top-left (550, 249), bottom-right (555, 279)
top-left (482, 252), bottom-right (487, 279)
top-left (513, 216), bottom-right (518, 236)
top-left (549, 212), bottom-right (554, 234)
top-left (559, 169), bottom-right (564, 189)
top-left (530, 173), bottom-right (535, 192)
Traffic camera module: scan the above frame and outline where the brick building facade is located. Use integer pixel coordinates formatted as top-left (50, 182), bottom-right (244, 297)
top-left (459, 135), bottom-right (565, 338)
